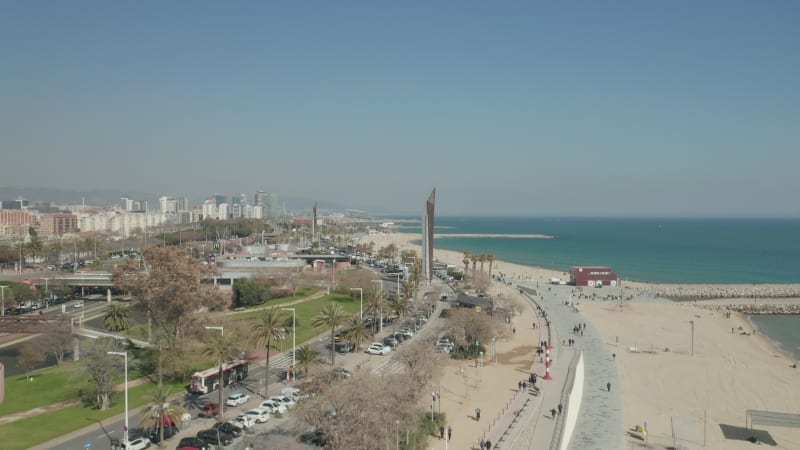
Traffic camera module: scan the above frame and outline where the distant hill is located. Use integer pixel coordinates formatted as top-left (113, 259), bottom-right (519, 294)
top-left (0, 186), bottom-right (158, 208)
top-left (0, 186), bottom-right (392, 216)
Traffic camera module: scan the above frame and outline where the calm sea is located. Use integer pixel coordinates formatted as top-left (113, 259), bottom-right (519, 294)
top-left (398, 216), bottom-right (800, 359)
top-left (405, 216), bottom-right (800, 284)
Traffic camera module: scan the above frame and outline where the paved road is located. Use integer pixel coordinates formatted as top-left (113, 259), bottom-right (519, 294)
top-left (36, 281), bottom-right (453, 450)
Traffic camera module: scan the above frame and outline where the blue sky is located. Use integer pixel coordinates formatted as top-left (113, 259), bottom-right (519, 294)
top-left (1, 1), bottom-right (798, 217)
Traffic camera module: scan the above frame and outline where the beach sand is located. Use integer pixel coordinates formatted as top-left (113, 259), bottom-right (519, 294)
top-left (363, 232), bottom-right (800, 449)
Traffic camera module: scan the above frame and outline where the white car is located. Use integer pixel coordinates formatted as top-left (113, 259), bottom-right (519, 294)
top-left (231, 414), bottom-right (255, 429)
top-left (270, 395), bottom-right (296, 409)
top-left (122, 437), bottom-right (151, 450)
top-left (258, 399), bottom-right (287, 415)
top-left (244, 408), bottom-right (270, 423)
top-left (226, 392), bottom-right (250, 407)
top-left (366, 343), bottom-right (391, 355)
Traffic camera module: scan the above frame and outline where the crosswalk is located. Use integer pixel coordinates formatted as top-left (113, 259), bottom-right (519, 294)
top-left (371, 358), bottom-right (406, 376)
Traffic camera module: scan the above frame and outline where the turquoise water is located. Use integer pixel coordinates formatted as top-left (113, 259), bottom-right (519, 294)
top-left (404, 216), bottom-right (800, 284)
top-left (398, 216), bottom-right (800, 362)
top-left (749, 315), bottom-right (800, 361)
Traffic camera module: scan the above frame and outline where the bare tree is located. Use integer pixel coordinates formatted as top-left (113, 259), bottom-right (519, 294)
top-left (41, 331), bottom-right (72, 366)
top-left (17, 340), bottom-right (46, 381)
top-left (83, 337), bottom-right (124, 410)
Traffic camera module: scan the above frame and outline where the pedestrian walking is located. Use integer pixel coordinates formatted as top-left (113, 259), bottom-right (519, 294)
top-left (475, 407), bottom-right (481, 421)
top-left (612, 353), bottom-right (616, 360)
top-left (607, 381), bottom-right (611, 392)
top-left (439, 425), bottom-right (444, 439)
top-left (550, 408), bottom-right (557, 419)
top-left (558, 403), bottom-right (563, 415)
top-left (448, 425), bottom-right (453, 440)
top-left (485, 439), bottom-right (492, 449)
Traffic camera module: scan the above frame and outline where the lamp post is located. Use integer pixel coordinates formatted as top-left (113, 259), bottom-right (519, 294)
top-left (42, 277), bottom-right (51, 308)
top-left (350, 288), bottom-right (363, 320)
top-left (205, 326), bottom-right (225, 419)
top-left (390, 273), bottom-right (401, 297)
top-left (0, 285), bottom-right (7, 316)
top-left (281, 308), bottom-right (296, 382)
top-left (431, 392), bottom-right (436, 421)
top-left (492, 338), bottom-right (497, 365)
top-left (107, 351), bottom-right (129, 445)
top-left (395, 419), bottom-right (400, 450)
top-left (690, 320), bottom-right (694, 357)
top-left (371, 279), bottom-right (383, 333)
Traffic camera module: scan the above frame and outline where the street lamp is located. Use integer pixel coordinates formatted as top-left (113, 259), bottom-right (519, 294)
top-left (0, 285), bottom-right (7, 316)
top-left (107, 351), bottom-right (129, 445)
top-left (395, 419), bottom-right (400, 450)
top-left (371, 279), bottom-right (383, 333)
top-left (205, 326), bottom-right (225, 419)
top-left (280, 308), bottom-right (296, 382)
top-left (690, 320), bottom-right (694, 357)
top-left (350, 288), bottom-right (363, 320)
top-left (41, 277), bottom-right (51, 308)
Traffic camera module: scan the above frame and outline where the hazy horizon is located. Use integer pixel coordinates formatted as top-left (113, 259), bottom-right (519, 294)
top-left (2, 2), bottom-right (799, 218)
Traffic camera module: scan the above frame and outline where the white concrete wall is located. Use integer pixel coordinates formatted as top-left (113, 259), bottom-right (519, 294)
top-left (560, 353), bottom-right (585, 450)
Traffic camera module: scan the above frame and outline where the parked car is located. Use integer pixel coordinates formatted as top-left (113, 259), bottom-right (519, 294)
top-left (122, 437), bottom-right (151, 450)
top-left (226, 392), bottom-right (250, 407)
top-left (258, 399), bottom-right (287, 415)
top-left (270, 395), bottom-right (296, 409)
top-left (382, 337), bottom-right (399, 348)
top-left (213, 422), bottom-right (243, 438)
top-left (176, 437), bottom-right (210, 450)
top-left (196, 429), bottom-right (234, 447)
top-left (230, 414), bottom-right (255, 429)
top-left (332, 367), bottom-right (352, 379)
top-left (198, 402), bottom-right (220, 418)
top-left (367, 343), bottom-right (391, 355)
top-left (244, 408), bottom-right (270, 423)
top-left (335, 342), bottom-right (355, 353)
top-left (149, 425), bottom-right (177, 443)
top-left (400, 328), bottom-right (414, 337)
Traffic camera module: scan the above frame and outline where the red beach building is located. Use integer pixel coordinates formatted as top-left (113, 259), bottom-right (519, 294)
top-left (570, 266), bottom-right (620, 287)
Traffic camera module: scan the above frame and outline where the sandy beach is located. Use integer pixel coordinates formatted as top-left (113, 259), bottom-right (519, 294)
top-left (363, 232), bottom-right (800, 449)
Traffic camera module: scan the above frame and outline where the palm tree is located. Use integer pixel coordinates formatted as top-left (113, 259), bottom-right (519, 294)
top-left (295, 344), bottom-right (320, 378)
top-left (364, 287), bottom-right (386, 334)
top-left (479, 253), bottom-right (487, 275)
top-left (251, 308), bottom-right (286, 397)
top-left (102, 303), bottom-right (130, 331)
top-left (387, 295), bottom-right (412, 320)
top-left (471, 254), bottom-right (478, 280)
top-left (401, 280), bottom-right (415, 300)
top-left (342, 316), bottom-right (371, 350)
top-left (312, 304), bottom-right (350, 366)
top-left (463, 252), bottom-right (471, 279)
top-left (487, 254), bottom-right (495, 279)
top-left (140, 386), bottom-right (189, 442)
top-left (202, 330), bottom-right (240, 421)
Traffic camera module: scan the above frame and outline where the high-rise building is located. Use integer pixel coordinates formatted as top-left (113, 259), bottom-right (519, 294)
top-left (159, 196), bottom-right (179, 214)
top-left (120, 197), bottom-right (134, 212)
top-left (254, 191), bottom-right (280, 219)
top-left (212, 194), bottom-right (227, 207)
top-left (176, 197), bottom-right (190, 212)
top-left (422, 188), bottom-right (436, 286)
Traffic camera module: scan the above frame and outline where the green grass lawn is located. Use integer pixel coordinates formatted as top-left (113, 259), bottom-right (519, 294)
top-left (0, 379), bottom-right (185, 450)
top-left (0, 363), bottom-right (148, 416)
top-left (0, 291), bottom-right (362, 448)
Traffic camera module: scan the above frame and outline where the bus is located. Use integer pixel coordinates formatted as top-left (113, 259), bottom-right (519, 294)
top-left (190, 360), bottom-right (249, 394)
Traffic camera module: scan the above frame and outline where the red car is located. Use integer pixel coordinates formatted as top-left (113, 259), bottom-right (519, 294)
top-left (198, 402), bottom-right (220, 418)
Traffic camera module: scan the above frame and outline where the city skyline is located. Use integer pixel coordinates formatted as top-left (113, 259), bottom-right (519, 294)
top-left (2, 2), bottom-right (799, 217)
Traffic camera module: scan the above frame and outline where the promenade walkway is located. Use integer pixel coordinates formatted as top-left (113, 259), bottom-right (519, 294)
top-left (516, 282), bottom-right (623, 450)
